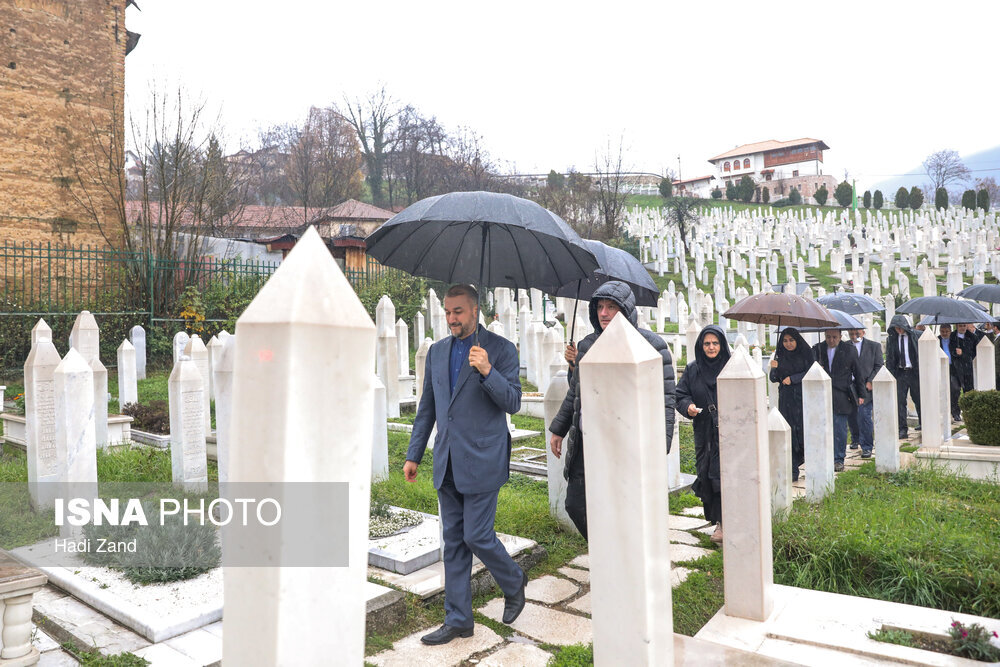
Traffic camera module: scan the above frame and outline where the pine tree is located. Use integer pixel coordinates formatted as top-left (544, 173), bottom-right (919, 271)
top-left (894, 186), bottom-right (909, 209)
top-left (862, 190), bottom-right (872, 209)
top-left (814, 185), bottom-right (829, 206)
top-left (961, 190), bottom-right (976, 210)
top-left (658, 177), bottom-right (672, 199)
top-left (762, 186), bottom-right (769, 203)
top-left (935, 187), bottom-right (949, 209)
top-left (909, 186), bottom-right (924, 209)
top-left (834, 181), bottom-right (853, 207)
top-left (977, 188), bottom-right (990, 211)
top-left (873, 190), bottom-right (884, 210)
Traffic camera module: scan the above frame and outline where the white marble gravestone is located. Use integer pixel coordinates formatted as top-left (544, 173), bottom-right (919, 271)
top-left (90, 357), bottom-right (109, 448)
top-left (168, 356), bottom-right (208, 493)
top-left (802, 363), bottom-right (834, 503)
top-left (206, 335), bottom-right (222, 402)
top-left (579, 315), bottom-right (673, 666)
top-left (212, 333), bottom-right (236, 485)
top-left (54, 348), bottom-right (98, 536)
top-left (717, 349), bottom-right (774, 621)
top-left (224, 227), bottom-right (373, 666)
top-left (130, 325), bottom-right (147, 380)
top-left (767, 407), bottom-right (792, 520)
top-left (917, 329), bottom-right (943, 449)
top-left (872, 367), bottom-right (899, 474)
top-left (974, 335), bottom-right (997, 391)
top-left (69, 310), bottom-right (99, 362)
top-left (372, 375), bottom-right (389, 482)
top-left (116, 339), bottom-right (138, 407)
top-left (172, 331), bottom-right (190, 366)
top-left (543, 370), bottom-right (573, 531)
top-left (184, 335), bottom-right (213, 434)
top-left (24, 334), bottom-right (61, 510)
top-left (31, 318), bottom-right (52, 347)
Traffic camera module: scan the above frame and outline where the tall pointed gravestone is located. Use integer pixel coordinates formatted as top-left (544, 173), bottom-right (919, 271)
top-left (224, 227), bottom-right (374, 666)
top-left (802, 362), bottom-right (834, 502)
top-left (168, 356), bottom-right (208, 493)
top-left (130, 325), bottom-right (147, 380)
top-left (184, 335), bottom-right (213, 434)
top-left (24, 331), bottom-right (61, 510)
top-left (70, 311), bottom-right (107, 447)
top-left (117, 339), bottom-right (138, 407)
top-left (212, 333), bottom-right (236, 485)
top-left (579, 314), bottom-right (672, 666)
top-left (54, 348), bottom-right (98, 537)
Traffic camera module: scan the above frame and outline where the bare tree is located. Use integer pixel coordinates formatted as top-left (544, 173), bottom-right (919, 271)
top-left (923, 150), bottom-right (970, 191)
top-left (663, 197), bottom-right (700, 255)
top-left (286, 106), bottom-right (363, 222)
top-left (593, 138), bottom-right (630, 240)
top-left (342, 86), bottom-right (401, 208)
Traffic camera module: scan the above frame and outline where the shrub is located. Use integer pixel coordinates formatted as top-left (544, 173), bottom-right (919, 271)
top-left (814, 185), bottom-right (829, 206)
top-left (959, 390), bottom-right (1000, 445)
top-left (658, 177), bottom-right (672, 198)
top-left (977, 188), bottom-right (990, 211)
top-left (771, 198), bottom-right (792, 207)
top-left (909, 186), bottom-right (924, 209)
top-left (834, 181), bottom-right (853, 207)
top-left (894, 186), bottom-right (909, 209)
top-left (873, 189), bottom-right (884, 209)
top-left (122, 401), bottom-right (170, 435)
top-left (762, 186), bottom-right (769, 203)
top-left (863, 190), bottom-right (872, 209)
top-left (935, 187), bottom-right (949, 210)
top-left (710, 187), bottom-right (723, 199)
top-left (788, 188), bottom-right (802, 205)
top-left (355, 272), bottom-right (427, 328)
top-left (961, 189), bottom-right (977, 210)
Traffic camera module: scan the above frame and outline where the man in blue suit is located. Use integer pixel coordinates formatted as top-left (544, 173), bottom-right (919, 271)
top-left (405, 284), bottom-right (526, 645)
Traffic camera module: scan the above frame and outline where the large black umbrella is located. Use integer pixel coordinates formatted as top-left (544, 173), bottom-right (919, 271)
top-left (958, 284), bottom-right (1000, 304)
top-left (365, 191), bottom-right (598, 292)
top-left (895, 296), bottom-right (992, 323)
top-left (817, 292), bottom-right (884, 315)
top-left (553, 240), bottom-right (660, 342)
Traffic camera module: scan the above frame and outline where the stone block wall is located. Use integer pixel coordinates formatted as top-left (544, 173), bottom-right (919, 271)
top-left (0, 0), bottom-right (128, 246)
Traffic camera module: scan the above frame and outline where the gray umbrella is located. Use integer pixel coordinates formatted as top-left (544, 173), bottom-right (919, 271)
top-left (780, 308), bottom-right (864, 333)
top-left (816, 292), bottom-right (884, 315)
top-left (957, 284), bottom-right (1000, 304)
top-left (896, 296), bottom-right (992, 323)
top-left (365, 191), bottom-right (598, 293)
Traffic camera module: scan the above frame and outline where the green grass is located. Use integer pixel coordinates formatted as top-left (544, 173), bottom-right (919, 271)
top-left (773, 462), bottom-right (1000, 618)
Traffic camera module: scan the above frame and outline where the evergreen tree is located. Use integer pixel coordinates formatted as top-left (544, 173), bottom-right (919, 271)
top-left (862, 190), bottom-right (872, 209)
top-left (873, 190), bottom-right (884, 210)
top-left (977, 188), bottom-right (990, 211)
top-left (834, 181), bottom-right (853, 207)
top-left (658, 177), bottom-right (672, 199)
top-left (762, 186), bottom-right (769, 204)
top-left (725, 181), bottom-right (737, 200)
top-left (814, 185), bottom-right (829, 206)
top-left (789, 187), bottom-right (802, 205)
top-left (711, 187), bottom-right (723, 199)
top-left (909, 186), bottom-right (924, 209)
top-left (935, 187), bottom-right (949, 209)
top-left (961, 190), bottom-right (976, 210)
top-left (739, 175), bottom-right (755, 203)
top-left (894, 186), bottom-right (909, 209)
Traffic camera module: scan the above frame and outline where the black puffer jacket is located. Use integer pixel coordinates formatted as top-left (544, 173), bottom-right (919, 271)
top-left (549, 281), bottom-right (677, 473)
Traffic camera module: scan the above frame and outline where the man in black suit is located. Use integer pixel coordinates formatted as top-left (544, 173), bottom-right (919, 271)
top-left (953, 323), bottom-right (978, 397)
top-left (847, 328), bottom-right (883, 459)
top-left (886, 315), bottom-right (920, 438)
top-left (814, 329), bottom-right (866, 472)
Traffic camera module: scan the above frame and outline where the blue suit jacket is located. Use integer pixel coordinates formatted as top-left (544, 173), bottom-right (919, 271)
top-left (407, 325), bottom-right (521, 494)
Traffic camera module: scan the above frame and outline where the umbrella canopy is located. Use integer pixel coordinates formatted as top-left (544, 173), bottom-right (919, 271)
top-left (723, 292), bottom-right (840, 329)
top-left (816, 292), bottom-right (885, 315)
top-left (553, 240), bottom-right (660, 307)
top-left (782, 308), bottom-right (864, 333)
top-left (364, 191), bottom-right (598, 292)
top-left (957, 284), bottom-right (1000, 304)
top-left (895, 296), bottom-right (992, 323)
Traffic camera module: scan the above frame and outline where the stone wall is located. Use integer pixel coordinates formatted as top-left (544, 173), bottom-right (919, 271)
top-left (764, 174), bottom-right (838, 202)
top-left (0, 0), bottom-right (127, 246)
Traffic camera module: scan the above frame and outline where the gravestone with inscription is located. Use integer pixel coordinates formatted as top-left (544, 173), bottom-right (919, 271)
top-left (184, 335), bottom-right (213, 433)
top-left (168, 356), bottom-right (208, 492)
top-left (24, 334), bottom-right (62, 510)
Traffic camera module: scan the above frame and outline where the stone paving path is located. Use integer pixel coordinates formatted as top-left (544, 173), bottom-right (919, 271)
top-left (368, 508), bottom-right (716, 666)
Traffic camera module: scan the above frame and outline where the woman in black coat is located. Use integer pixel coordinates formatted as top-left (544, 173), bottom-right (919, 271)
top-left (768, 327), bottom-right (812, 482)
top-left (675, 324), bottom-right (730, 543)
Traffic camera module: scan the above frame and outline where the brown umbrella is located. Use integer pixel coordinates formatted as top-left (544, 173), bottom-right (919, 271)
top-left (723, 292), bottom-right (840, 329)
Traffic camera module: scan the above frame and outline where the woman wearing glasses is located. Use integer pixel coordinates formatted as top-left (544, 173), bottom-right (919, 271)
top-left (675, 324), bottom-right (731, 544)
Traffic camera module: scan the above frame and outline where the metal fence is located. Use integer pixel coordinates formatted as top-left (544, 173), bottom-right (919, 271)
top-left (344, 254), bottom-right (408, 289)
top-left (0, 240), bottom-right (279, 324)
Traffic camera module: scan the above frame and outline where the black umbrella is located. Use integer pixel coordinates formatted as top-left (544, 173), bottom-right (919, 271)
top-left (366, 191), bottom-right (597, 291)
top-left (958, 284), bottom-right (1000, 304)
top-left (816, 292), bottom-right (884, 315)
top-left (895, 296), bottom-right (992, 323)
top-left (365, 191), bottom-right (599, 342)
top-left (553, 240), bottom-right (660, 341)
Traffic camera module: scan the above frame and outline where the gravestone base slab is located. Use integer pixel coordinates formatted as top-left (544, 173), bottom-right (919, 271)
top-left (914, 437), bottom-right (1000, 481)
top-left (696, 584), bottom-right (1000, 665)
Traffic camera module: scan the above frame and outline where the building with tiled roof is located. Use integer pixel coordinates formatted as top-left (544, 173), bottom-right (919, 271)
top-left (706, 138), bottom-right (836, 203)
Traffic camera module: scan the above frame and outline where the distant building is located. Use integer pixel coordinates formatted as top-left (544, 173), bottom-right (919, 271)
top-left (707, 138), bottom-right (837, 204)
top-left (672, 175), bottom-right (717, 199)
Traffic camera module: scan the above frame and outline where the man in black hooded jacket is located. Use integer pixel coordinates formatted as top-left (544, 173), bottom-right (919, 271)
top-left (548, 281), bottom-right (676, 541)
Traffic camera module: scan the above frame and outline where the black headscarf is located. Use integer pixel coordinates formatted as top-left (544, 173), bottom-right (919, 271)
top-left (774, 327), bottom-right (813, 375)
top-left (694, 324), bottom-right (731, 390)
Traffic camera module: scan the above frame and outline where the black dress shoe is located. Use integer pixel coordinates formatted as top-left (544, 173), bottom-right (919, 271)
top-left (420, 624), bottom-right (474, 645)
top-left (502, 570), bottom-right (527, 624)
top-left (860, 451), bottom-right (872, 459)
top-left (849, 444), bottom-right (860, 450)
top-left (834, 462), bottom-right (845, 472)
top-left (899, 431), bottom-right (908, 439)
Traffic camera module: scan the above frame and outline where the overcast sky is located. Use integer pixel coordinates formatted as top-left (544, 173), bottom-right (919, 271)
top-left (124, 0), bottom-right (1000, 191)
